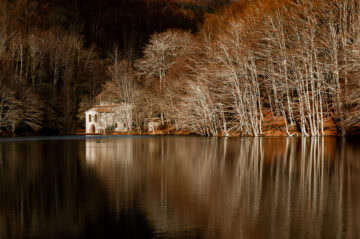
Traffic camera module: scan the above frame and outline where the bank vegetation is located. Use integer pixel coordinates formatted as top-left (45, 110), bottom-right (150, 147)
top-left (1, 0), bottom-right (360, 136)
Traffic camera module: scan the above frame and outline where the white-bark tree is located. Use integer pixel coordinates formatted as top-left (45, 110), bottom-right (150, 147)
top-left (135, 29), bottom-right (193, 91)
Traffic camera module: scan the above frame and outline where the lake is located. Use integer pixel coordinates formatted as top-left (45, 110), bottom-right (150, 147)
top-left (0, 136), bottom-right (359, 239)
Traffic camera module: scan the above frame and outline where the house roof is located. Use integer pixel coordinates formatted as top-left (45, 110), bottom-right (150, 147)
top-left (93, 108), bottom-right (113, 113)
top-left (86, 103), bottom-right (134, 114)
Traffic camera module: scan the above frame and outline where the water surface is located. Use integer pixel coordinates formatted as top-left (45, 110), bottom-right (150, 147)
top-left (0, 136), bottom-right (359, 239)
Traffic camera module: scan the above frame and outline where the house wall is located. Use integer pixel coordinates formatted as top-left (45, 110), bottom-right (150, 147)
top-left (85, 110), bottom-right (101, 134)
top-left (85, 106), bottom-right (133, 134)
top-left (113, 108), bottom-right (132, 132)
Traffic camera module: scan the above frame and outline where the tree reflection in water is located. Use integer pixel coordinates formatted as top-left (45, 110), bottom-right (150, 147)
top-left (85, 136), bottom-right (360, 239)
top-left (0, 136), bottom-right (359, 239)
top-left (0, 139), bottom-right (155, 239)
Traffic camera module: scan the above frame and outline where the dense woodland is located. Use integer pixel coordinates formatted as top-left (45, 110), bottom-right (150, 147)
top-left (0, 0), bottom-right (201, 135)
top-left (0, 0), bottom-right (360, 136)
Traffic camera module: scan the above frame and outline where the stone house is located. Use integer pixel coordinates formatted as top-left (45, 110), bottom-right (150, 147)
top-left (85, 103), bottom-right (133, 134)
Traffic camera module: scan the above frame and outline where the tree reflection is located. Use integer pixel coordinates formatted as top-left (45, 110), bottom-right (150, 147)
top-left (85, 136), bottom-right (360, 239)
top-left (0, 140), bottom-right (156, 239)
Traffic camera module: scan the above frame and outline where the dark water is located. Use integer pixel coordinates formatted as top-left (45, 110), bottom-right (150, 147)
top-left (0, 136), bottom-right (359, 239)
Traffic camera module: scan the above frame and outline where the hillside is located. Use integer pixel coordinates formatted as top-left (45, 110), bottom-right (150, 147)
top-left (1, 0), bottom-right (359, 136)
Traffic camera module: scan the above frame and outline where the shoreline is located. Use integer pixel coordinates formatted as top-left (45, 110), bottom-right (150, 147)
top-left (2, 129), bottom-right (360, 138)
top-left (2, 120), bottom-right (360, 138)
top-left (2, 132), bottom-right (360, 140)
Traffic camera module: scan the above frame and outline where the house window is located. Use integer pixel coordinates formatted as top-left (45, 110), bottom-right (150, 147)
top-left (115, 122), bottom-right (118, 128)
top-left (95, 114), bottom-right (98, 123)
top-left (89, 114), bottom-right (92, 122)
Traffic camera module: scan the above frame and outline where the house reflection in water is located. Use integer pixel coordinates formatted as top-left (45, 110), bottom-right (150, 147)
top-left (86, 139), bottom-right (133, 164)
top-left (84, 137), bottom-right (360, 239)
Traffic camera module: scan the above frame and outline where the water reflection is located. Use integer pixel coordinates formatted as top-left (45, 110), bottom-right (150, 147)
top-left (0, 139), bottom-right (155, 239)
top-left (0, 136), bottom-right (359, 239)
top-left (0, 140), bottom-right (105, 238)
top-left (85, 137), bottom-right (360, 239)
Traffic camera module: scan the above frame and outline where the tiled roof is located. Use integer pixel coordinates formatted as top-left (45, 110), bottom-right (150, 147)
top-left (86, 103), bottom-right (133, 113)
top-left (93, 108), bottom-right (113, 113)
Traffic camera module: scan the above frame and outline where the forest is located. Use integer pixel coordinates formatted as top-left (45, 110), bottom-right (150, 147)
top-left (0, 0), bottom-right (360, 136)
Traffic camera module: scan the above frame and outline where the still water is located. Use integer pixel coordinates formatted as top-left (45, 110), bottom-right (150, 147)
top-left (0, 136), bottom-right (359, 239)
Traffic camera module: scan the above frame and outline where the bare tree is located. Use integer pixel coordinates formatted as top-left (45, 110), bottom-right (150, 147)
top-left (135, 29), bottom-right (193, 91)
top-left (0, 83), bottom-right (43, 135)
top-left (106, 50), bottom-right (137, 104)
top-left (0, 85), bottom-right (22, 134)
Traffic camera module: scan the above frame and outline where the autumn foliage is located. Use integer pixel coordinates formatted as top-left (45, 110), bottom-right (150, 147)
top-left (0, 0), bottom-right (197, 135)
top-left (1, 0), bottom-right (360, 136)
top-left (142, 0), bottom-right (360, 136)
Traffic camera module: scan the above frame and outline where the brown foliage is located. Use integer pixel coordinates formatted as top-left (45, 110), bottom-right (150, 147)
top-left (155, 0), bottom-right (360, 136)
top-left (0, 1), bottom-right (107, 135)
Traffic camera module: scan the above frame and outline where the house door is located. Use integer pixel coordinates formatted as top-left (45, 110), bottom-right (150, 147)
top-left (91, 125), bottom-right (96, 134)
